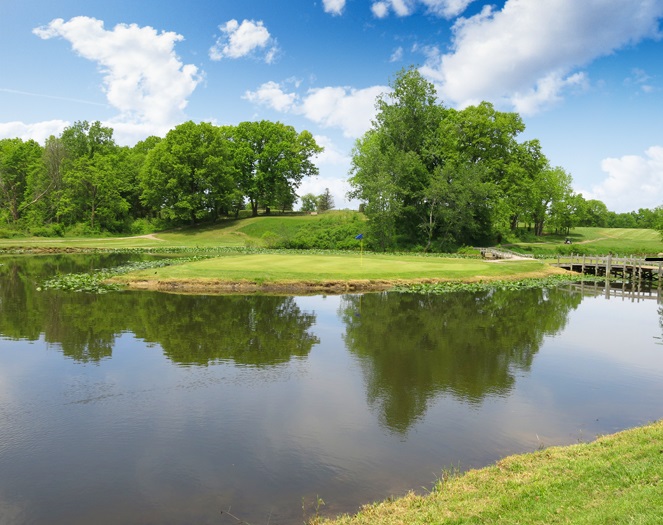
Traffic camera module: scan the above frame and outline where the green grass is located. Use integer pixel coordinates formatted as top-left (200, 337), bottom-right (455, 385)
top-left (0, 213), bottom-right (347, 250)
top-left (313, 420), bottom-right (663, 525)
top-left (115, 252), bottom-right (552, 285)
top-left (508, 227), bottom-right (663, 257)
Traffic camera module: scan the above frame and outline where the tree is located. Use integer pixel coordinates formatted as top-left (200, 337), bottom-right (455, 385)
top-left (527, 166), bottom-right (573, 236)
top-left (420, 163), bottom-right (492, 251)
top-left (349, 68), bottom-right (444, 248)
top-left (57, 121), bottom-right (130, 231)
top-left (300, 193), bottom-right (318, 212)
top-left (23, 135), bottom-right (65, 228)
top-left (317, 188), bottom-right (334, 212)
top-left (228, 121), bottom-right (322, 217)
top-left (0, 138), bottom-right (43, 225)
top-left (140, 121), bottom-right (234, 225)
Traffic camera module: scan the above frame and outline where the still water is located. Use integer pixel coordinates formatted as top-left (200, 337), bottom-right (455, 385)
top-left (1, 254), bottom-right (662, 524)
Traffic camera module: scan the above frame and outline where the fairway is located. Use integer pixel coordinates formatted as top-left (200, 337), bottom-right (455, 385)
top-left (117, 252), bottom-right (552, 290)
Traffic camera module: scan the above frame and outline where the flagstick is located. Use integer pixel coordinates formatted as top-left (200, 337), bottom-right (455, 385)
top-left (360, 239), bottom-right (363, 266)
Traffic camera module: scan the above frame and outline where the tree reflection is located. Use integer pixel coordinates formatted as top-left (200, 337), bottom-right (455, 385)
top-left (0, 256), bottom-right (318, 367)
top-left (130, 294), bottom-right (319, 366)
top-left (339, 289), bottom-right (582, 433)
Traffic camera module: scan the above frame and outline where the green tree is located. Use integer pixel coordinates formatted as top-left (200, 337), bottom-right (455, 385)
top-left (0, 138), bottom-right (44, 225)
top-left (56, 121), bottom-right (135, 231)
top-left (527, 166), bottom-right (573, 236)
top-left (140, 121), bottom-right (234, 225)
top-left (317, 187), bottom-right (335, 212)
top-left (228, 121), bottom-right (322, 217)
top-left (580, 199), bottom-right (609, 227)
top-left (300, 193), bottom-right (318, 212)
top-left (23, 135), bottom-right (65, 228)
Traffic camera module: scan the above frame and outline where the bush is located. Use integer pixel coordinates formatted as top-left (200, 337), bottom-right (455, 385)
top-left (30, 224), bottom-right (64, 237)
top-left (0, 228), bottom-right (23, 238)
top-left (65, 222), bottom-right (101, 237)
top-left (278, 213), bottom-right (366, 250)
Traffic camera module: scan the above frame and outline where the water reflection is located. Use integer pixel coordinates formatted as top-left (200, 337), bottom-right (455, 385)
top-left (339, 289), bottom-right (582, 433)
top-left (1, 255), bottom-right (663, 525)
top-left (0, 255), bottom-right (319, 367)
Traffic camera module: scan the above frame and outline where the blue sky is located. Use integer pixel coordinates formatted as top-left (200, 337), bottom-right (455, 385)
top-left (1, 0), bottom-right (662, 213)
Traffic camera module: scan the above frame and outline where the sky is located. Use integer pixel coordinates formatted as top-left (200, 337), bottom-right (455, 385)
top-left (1, 0), bottom-right (663, 213)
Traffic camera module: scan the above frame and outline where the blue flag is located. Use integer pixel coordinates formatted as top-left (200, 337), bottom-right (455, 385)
top-left (355, 233), bottom-right (363, 240)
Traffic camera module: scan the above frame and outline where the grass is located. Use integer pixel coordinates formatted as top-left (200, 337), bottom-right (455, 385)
top-left (0, 213), bottom-right (345, 250)
top-left (113, 252), bottom-right (556, 290)
top-left (508, 227), bottom-right (663, 257)
top-left (313, 420), bottom-right (663, 525)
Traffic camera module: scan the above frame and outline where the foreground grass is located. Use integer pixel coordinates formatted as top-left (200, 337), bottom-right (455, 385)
top-left (113, 253), bottom-right (556, 291)
top-left (314, 420), bottom-right (663, 525)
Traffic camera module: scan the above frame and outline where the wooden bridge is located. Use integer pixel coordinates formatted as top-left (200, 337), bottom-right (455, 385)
top-left (552, 254), bottom-right (663, 282)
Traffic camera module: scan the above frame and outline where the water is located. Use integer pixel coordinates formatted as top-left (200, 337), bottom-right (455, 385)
top-left (1, 255), bottom-right (662, 524)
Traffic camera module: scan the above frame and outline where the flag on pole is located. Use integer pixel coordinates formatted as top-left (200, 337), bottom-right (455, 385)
top-left (355, 234), bottom-right (364, 265)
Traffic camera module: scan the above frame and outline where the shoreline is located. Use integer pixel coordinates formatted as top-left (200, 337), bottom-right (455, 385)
top-left (114, 266), bottom-right (569, 294)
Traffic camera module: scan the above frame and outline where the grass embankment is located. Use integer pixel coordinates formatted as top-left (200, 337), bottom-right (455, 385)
top-left (314, 420), bottom-right (663, 525)
top-left (113, 252), bottom-right (560, 293)
top-left (508, 227), bottom-right (663, 257)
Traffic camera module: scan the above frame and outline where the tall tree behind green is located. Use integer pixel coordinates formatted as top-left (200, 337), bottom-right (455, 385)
top-left (140, 121), bottom-right (234, 225)
top-left (228, 120), bottom-right (322, 217)
top-left (349, 68), bottom-right (442, 249)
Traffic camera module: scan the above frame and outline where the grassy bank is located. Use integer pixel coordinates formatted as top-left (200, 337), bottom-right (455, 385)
top-left (314, 420), bottom-right (663, 525)
top-left (508, 227), bottom-right (663, 257)
top-left (112, 252), bottom-right (561, 292)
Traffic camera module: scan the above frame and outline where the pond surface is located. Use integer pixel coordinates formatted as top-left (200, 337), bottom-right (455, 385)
top-left (1, 254), bottom-right (662, 524)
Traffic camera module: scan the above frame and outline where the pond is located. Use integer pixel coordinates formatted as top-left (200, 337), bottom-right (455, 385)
top-left (1, 254), bottom-right (662, 524)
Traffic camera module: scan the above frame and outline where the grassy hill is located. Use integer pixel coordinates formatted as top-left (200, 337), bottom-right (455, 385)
top-left (1, 212), bottom-right (662, 256)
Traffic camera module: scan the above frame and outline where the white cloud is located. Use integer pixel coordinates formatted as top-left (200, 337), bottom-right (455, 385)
top-left (389, 46), bottom-right (404, 62)
top-left (313, 135), bottom-right (350, 165)
top-left (323, 0), bottom-right (346, 16)
top-left (371, 2), bottom-right (390, 18)
top-left (32, 16), bottom-right (202, 141)
top-left (371, 0), bottom-right (414, 17)
top-left (371, 0), bottom-right (474, 19)
top-left (420, 0), bottom-right (476, 18)
top-left (0, 120), bottom-right (69, 144)
top-left (243, 80), bottom-right (297, 112)
top-left (209, 19), bottom-right (279, 63)
top-left (244, 81), bottom-right (388, 138)
top-left (583, 146), bottom-right (663, 212)
top-left (300, 86), bottom-right (386, 138)
top-left (420, 0), bottom-right (663, 114)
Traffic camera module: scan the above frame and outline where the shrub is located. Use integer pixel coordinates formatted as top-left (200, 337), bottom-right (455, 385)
top-left (30, 224), bottom-right (65, 237)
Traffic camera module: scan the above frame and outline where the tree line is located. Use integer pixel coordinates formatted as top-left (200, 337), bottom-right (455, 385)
top-left (0, 119), bottom-right (321, 236)
top-left (349, 68), bottom-right (663, 251)
top-left (1, 70), bottom-right (661, 246)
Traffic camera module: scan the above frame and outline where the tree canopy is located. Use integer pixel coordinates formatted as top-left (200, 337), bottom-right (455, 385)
top-left (349, 68), bottom-right (580, 250)
top-left (0, 119), bottom-right (322, 234)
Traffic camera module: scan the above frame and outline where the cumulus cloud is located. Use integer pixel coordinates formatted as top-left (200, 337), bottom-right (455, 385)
top-left (583, 146), bottom-right (663, 212)
top-left (323, 0), bottom-right (346, 16)
top-left (32, 16), bottom-right (202, 141)
top-left (371, 0), bottom-right (475, 19)
top-left (420, 0), bottom-right (663, 114)
top-left (244, 81), bottom-right (388, 138)
top-left (209, 19), bottom-right (279, 63)
top-left (0, 120), bottom-right (69, 144)
top-left (243, 80), bottom-right (298, 112)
